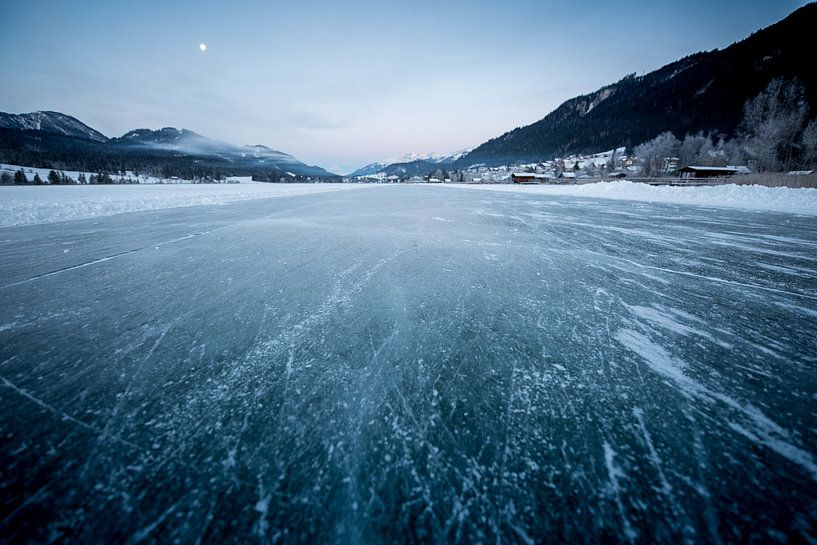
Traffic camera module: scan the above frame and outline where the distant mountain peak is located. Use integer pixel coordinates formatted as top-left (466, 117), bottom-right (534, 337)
top-left (0, 111), bottom-right (108, 142)
top-left (349, 147), bottom-right (474, 177)
top-left (116, 127), bottom-right (209, 148)
top-left (242, 144), bottom-right (292, 157)
top-left (247, 144), bottom-right (273, 152)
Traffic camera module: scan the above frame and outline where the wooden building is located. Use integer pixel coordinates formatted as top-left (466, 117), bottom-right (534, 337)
top-left (511, 173), bottom-right (550, 184)
top-left (677, 166), bottom-right (749, 179)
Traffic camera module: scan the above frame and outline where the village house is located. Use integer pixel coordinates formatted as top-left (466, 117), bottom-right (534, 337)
top-left (511, 173), bottom-right (550, 184)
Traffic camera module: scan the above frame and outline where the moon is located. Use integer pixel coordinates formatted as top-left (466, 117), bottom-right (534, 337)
top-left (199, 43), bottom-right (207, 52)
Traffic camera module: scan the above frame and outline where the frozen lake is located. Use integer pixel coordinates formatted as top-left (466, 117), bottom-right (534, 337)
top-left (1, 185), bottom-right (816, 544)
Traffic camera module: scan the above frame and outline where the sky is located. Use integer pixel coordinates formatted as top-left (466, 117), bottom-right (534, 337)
top-left (0, 0), bottom-right (810, 174)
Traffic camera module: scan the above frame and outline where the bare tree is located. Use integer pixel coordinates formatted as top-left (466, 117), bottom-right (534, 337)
top-left (608, 148), bottom-right (618, 171)
top-left (801, 119), bottom-right (817, 169)
top-left (713, 137), bottom-right (742, 166)
top-left (679, 132), bottom-right (711, 167)
top-left (740, 78), bottom-right (808, 172)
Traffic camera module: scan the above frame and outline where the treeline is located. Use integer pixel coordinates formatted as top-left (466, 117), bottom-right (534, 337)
top-left (634, 78), bottom-right (817, 175)
top-left (0, 166), bottom-right (321, 185)
top-left (0, 168), bottom-right (125, 185)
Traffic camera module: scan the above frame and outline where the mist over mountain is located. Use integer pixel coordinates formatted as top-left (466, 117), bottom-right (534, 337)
top-left (0, 116), bottom-right (337, 179)
top-left (456, 3), bottom-right (817, 168)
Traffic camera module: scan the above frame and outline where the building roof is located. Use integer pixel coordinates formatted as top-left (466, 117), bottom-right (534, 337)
top-left (511, 172), bottom-right (550, 179)
top-left (678, 166), bottom-right (740, 173)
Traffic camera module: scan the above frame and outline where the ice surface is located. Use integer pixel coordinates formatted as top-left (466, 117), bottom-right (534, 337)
top-left (0, 186), bottom-right (815, 544)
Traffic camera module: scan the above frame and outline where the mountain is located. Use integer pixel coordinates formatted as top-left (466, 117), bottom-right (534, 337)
top-left (349, 149), bottom-right (472, 177)
top-left (109, 128), bottom-right (333, 176)
top-left (0, 114), bottom-right (337, 179)
top-left (457, 3), bottom-right (817, 168)
top-left (0, 111), bottom-right (107, 142)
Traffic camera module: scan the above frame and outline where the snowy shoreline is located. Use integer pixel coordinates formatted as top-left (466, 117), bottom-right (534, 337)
top-left (0, 184), bottom-right (376, 227)
top-left (2, 181), bottom-right (816, 228)
top-left (439, 181), bottom-right (817, 216)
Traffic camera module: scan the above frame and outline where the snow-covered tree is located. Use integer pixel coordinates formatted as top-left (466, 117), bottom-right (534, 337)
top-left (740, 78), bottom-right (808, 172)
top-left (679, 132), bottom-right (711, 167)
top-left (710, 137), bottom-right (741, 166)
top-left (634, 132), bottom-right (680, 176)
top-left (801, 119), bottom-right (817, 168)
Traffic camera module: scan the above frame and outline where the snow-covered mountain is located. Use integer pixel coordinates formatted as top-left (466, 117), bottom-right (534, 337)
top-left (114, 127), bottom-right (219, 151)
top-left (458, 3), bottom-right (817, 167)
top-left (0, 113), bottom-right (338, 178)
top-left (240, 144), bottom-right (301, 163)
top-left (0, 111), bottom-right (108, 142)
top-left (108, 127), bottom-right (331, 175)
top-left (349, 148), bottom-right (472, 177)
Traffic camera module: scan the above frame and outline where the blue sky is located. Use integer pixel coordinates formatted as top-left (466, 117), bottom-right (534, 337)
top-left (0, 0), bottom-right (809, 173)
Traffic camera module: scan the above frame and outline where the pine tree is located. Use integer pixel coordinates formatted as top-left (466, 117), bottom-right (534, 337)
top-left (78, 172), bottom-right (87, 184)
top-left (48, 170), bottom-right (61, 185)
top-left (14, 169), bottom-right (27, 185)
top-left (0, 172), bottom-right (12, 184)
top-left (33, 173), bottom-right (44, 184)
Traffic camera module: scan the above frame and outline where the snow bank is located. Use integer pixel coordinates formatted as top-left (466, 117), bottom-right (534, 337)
top-left (4, 181), bottom-right (814, 228)
top-left (0, 184), bottom-right (372, 227)
top-left (441, 181), bottom-right (817, 216)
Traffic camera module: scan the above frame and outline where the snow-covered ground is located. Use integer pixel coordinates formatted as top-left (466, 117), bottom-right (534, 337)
top-left (442, 181), bottom-right (817, 215)
top-left (0, 183), bottom-right (373, 227)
